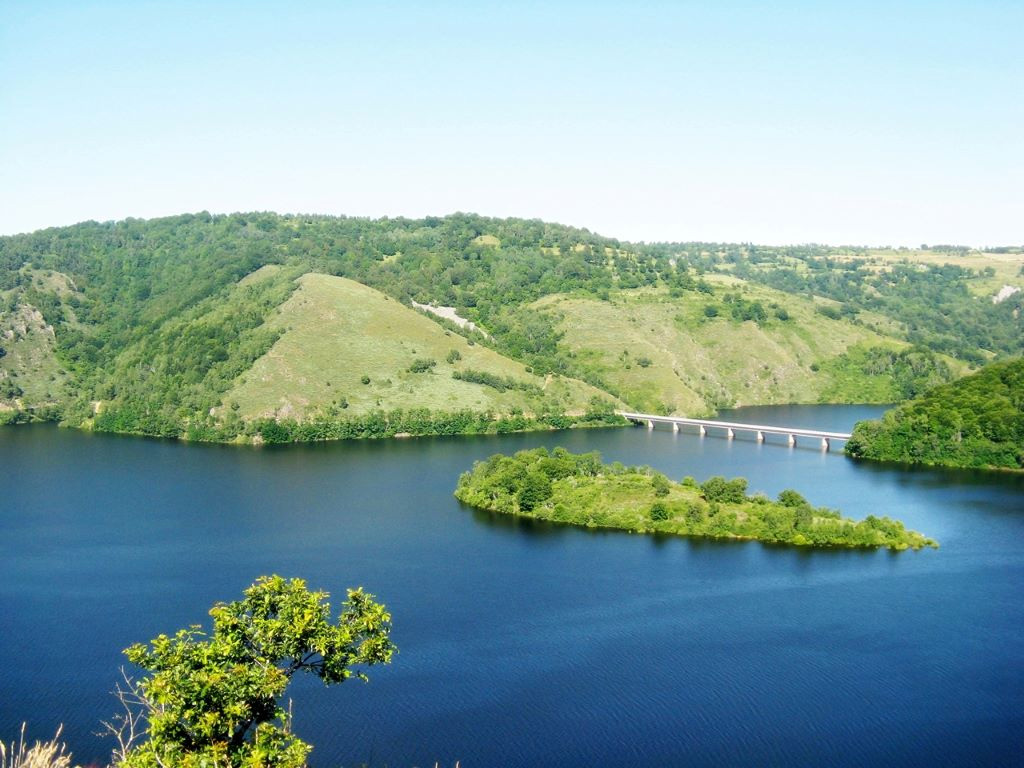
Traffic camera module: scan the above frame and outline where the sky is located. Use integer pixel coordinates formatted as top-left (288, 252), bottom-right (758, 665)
top-left (1, 1), bottom-right (1022, 246)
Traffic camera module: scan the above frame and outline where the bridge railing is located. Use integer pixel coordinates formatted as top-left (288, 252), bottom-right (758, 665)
top-left (617, 411), bottom-right (852, 448)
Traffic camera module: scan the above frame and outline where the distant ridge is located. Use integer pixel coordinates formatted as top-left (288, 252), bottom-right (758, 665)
top-left (1, 212), bottom-right (1020, 441)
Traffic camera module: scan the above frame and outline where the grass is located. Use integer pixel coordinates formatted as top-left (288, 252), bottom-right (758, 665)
top-left (0, 293), bottom-right (71, 411)
top-left (848, 247), bottom-right (1024, 299)
top-left (237, 263), bottom-right (284, 286)
top-left (455, 448), bottom-right (938, 549)
top-left (223, 273), bottom-right (611, 420)
top-left (534, 276), bottom-right (911, 415)
top-left (1, 725), bottom-right (74, 768)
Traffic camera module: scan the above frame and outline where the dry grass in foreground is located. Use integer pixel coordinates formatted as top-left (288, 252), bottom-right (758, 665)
top-left (1, 725), bottom-right (74, 768)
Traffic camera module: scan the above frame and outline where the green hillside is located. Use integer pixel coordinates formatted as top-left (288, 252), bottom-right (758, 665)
top-left (0, 212), bottom-right (1020, 441)
top-left (846, 358), bottom-right (1024, 471)
top-left (222, 273), bottom-right (610, 420)
top-left (533, 278), bottom-right (961, 415)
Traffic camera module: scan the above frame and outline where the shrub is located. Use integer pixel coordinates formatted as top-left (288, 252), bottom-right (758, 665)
top-left (649, 501), bottom-right (671, 521)
top-left (408, 358), bottom-right (437, 373)
top-left (651, 473), bottom-right (671, 497)
top-left (700, 476), bottom-right (748, 503)
top-left (684, 501), bottom-right (705, 524)
top-left (778, 489), bottom-right (808, 507)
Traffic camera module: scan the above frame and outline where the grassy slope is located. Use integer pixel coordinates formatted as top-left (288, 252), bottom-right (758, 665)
top-left (0, 301), bottom-right (68, 410)
top-left (224, 273), bottom-right (613, 420)
top-left (0, 271), bottom-right (77, 412)
top-left (538, 277), bottom-right (918, 415)
top-left (755, 246), bottom-right (1024, 295)
top-left (859, 248), bottom-right (1023, 299)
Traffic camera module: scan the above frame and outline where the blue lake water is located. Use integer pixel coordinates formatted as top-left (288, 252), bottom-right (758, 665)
top-left (2, 405), bottom-right (1022, 767)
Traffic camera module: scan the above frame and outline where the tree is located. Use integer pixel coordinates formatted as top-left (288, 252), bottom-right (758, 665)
top-left (649, 501), bottom-right (670, 521)
top-left (651, 473), bottom-right (671, 497)
top-left (777, 489), bottom-right (808, 507)
top-left (517, 470), bottom-right (553, 511)
top-left (116, 576), bottom-right (395, 768)
top-left (700, 475), bottom-right (748, 503)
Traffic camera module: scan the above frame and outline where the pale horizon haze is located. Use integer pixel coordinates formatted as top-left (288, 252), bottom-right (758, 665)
top-left (1, 1), bottom-right (1022, 247)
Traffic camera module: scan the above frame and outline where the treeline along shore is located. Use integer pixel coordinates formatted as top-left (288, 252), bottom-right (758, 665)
top-left (455, 447), bottom-right (938, 550)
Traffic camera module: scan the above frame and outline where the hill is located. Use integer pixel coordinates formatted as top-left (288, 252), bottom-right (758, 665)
top-left (0, 212), bottom-right (1021, 440)
top-left (221, 273), bottom-right (610, 421)
top-left (533, 278), bottom-right (961, 415)
top-left (845, 358), bottom-right (1024, 470)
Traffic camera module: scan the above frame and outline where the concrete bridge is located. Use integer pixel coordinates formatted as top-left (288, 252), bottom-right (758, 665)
top-left (618, 411), bottom-right (852, 451)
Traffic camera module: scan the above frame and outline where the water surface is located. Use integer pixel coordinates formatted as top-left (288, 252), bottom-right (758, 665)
top-left (2, 405), bottom-right (1022, 767)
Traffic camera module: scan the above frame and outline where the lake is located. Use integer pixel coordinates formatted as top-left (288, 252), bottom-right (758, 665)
top-left (2, 405), bottom-right (1022, 767)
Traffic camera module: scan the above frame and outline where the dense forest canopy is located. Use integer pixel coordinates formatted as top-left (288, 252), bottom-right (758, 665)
top-left (0, 212), bottom-right (1021, 441)
top-left (846, 358), bottom-right (1024, 471)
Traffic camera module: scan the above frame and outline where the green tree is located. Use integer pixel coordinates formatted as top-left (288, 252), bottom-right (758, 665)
top-left (118, 576), bottom-right (394, 768)
top-left (649, 501), bottom-right (670, 521)
top-left (408, 358), bottom-right (436, 373)
top-left (777, 489), bottom-right (808, 507)
top-left (651, 473), bottom-right (671, 497)
top-left (700, 475), bottom-right (748, 503)
top-left (517, 470), bottom-right (553, 511)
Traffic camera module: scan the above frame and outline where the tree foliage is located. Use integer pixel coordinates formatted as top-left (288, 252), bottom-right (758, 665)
top-left (846, 357), bottom-right (1024, 470)
top-left (119, 576), bottom-right (394, 768)
top-left (454, 447), bottom-right (937, 550)
top-left (1, 212), bottom-right (1020, 438)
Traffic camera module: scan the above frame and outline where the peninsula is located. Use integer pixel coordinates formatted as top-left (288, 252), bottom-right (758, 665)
top-left (455, 447), bottom-right (937, 550)
top-left (845, 357), bottom-right (1024, 471)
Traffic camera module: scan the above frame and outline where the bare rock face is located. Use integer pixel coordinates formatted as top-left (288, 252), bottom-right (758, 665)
top-left (992, 284), bottom-right (1021, 304)
top-left (0, 300), bottom-right (66, 408)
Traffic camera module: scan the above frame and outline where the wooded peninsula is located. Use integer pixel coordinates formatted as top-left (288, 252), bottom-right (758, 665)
top-left (454, 447), bottom-right (938, 550)
top-left (846, 357), bottom-right (1024, 471)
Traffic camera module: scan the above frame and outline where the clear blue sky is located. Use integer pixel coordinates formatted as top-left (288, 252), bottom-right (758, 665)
top-left (2, 1), bottom-right (1021, 245)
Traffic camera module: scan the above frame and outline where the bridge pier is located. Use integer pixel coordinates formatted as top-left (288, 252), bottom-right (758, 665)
top-left (616, 412), bottom-right (851, 451)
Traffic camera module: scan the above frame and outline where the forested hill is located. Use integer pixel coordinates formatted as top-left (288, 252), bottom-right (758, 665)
top-left (0, 212), bottom-right (1021, 442)
top-left (845, 358), bottom-right (1024, 471)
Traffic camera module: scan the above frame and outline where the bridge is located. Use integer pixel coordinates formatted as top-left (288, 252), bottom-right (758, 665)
top-left (618, 411), bottom-right (852, 451)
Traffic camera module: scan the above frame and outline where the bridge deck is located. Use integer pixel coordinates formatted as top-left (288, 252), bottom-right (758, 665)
top-left (618, 411), bottom-right (852, 440)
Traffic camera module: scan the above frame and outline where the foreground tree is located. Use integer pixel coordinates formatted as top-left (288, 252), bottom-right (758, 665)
top-left (113, 575), bottom-right (395, 768)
